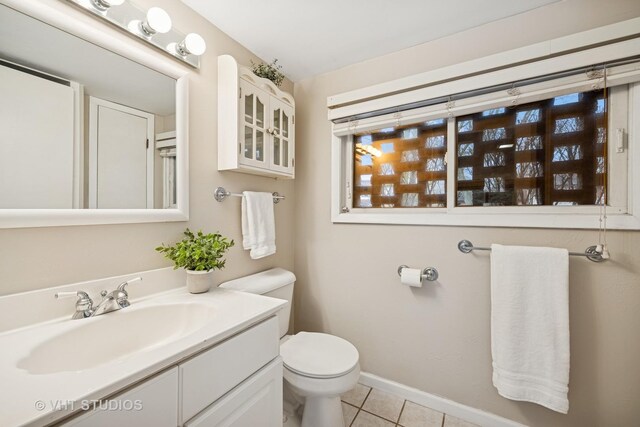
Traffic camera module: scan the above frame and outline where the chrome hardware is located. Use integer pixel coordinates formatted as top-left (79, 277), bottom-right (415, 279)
top-left (55, 277), bottom-right (141, 320)
top-left (214, 186), bottom-right (285, 203)
top-left (55, 291), bottom-right (94, 320)
top-left (458, 239), bottom-right (607, 262)
top-left (397, 265), bottom-right (439, 282)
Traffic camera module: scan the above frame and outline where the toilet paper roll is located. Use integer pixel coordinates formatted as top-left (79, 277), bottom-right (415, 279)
top-left (400, 268), bottom-right (423, 287)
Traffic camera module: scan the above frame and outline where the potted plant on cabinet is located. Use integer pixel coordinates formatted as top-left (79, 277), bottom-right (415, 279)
top-left (156, 229), bottom-right (235, 294)
top-left (250, 58), bottom-right (285, 87)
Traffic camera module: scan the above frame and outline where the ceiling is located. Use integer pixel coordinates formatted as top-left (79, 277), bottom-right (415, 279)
top-left (182, 0), bottom-right (561, 82)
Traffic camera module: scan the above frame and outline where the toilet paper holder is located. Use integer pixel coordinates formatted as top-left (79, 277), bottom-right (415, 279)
top-left (397, 265), bottom-right (439, 282)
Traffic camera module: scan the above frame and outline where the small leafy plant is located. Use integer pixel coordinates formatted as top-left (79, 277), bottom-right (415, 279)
top-left (156, 229), bottom-right (234, 272)
top-left (251, 58), bottom-right (285, 87)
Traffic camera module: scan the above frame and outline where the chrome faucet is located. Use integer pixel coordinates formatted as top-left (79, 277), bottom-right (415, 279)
top-left (55, 277), bottom-right (142, 319)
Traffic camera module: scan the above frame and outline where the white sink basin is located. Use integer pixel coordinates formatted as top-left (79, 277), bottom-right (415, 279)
top-left (17, 303), bottom-right (215, 375)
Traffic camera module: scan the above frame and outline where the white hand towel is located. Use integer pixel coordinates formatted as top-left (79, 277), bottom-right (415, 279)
top-left (491, 244), bottom-right (570, 413)
top-left (241, 191), bottom-right (276, 259)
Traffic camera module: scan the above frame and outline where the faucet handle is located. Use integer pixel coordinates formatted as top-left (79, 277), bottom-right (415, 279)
top-left (117, 276), bottom-right (142, 292)
top-left (55, 291), bottom-right (93, 319)
top-left (115, 277), bottom-right (142, 308)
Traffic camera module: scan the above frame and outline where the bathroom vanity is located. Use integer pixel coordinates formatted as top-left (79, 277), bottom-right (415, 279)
top-left (0, 268), bottom-right (287, 427)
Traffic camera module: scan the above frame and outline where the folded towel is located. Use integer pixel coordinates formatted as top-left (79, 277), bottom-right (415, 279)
top-left (241, 191), bottom-right (276, 259)
top-left (491, 244), bottom-right (570, 413)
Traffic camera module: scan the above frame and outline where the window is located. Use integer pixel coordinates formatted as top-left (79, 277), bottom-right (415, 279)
top-left (352, 88), bottom-right (614, 211)
top-left (353, 120), bottom-right (447, 209)
top-left (455, 90), bottom-right (606, 207)
top-left (331, 52), bottom-right (640, 228)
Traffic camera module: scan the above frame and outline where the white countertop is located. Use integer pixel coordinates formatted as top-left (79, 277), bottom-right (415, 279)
top-left (0, 287), bottom-right (286, 427)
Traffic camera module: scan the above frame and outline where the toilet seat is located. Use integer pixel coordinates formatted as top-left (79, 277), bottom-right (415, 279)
top-left (280, 332), bottom-right (359, 379)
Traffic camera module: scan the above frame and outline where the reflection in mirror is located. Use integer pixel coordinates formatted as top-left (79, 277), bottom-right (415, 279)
top-left (0, 3), bottom-right (176, 209)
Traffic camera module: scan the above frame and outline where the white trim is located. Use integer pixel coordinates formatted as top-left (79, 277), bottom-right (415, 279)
top-left (88, 97), bottom-right (155, 209)
top-left (70, 82), bottom-right (84, 209)
top-left (329, 38), bottom-right (640, 121)
top-left (359, 372), bottom-right (527, 427)
top-left (0, 0), bottom-right (190, 228)
top-left (328, 17), bottom-right (640, 110)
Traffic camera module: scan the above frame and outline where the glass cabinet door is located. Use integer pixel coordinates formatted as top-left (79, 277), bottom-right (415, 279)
top-left (269, 98), bottom-right (294, 174)
top-left (239, 80), bottom-right (269, 169)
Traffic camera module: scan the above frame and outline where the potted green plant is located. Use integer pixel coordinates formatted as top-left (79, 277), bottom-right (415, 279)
top-left (156, 229), bottom-right (234, 293)
top-left (251, 58), bottom-right (285, 87)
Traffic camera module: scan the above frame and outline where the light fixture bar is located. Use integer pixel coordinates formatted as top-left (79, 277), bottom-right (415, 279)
top-left (67, 0), bottom-right (204, 69)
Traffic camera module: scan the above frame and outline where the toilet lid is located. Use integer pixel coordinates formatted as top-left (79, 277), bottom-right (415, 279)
top-left (280, 332), bottom-right (359, 379)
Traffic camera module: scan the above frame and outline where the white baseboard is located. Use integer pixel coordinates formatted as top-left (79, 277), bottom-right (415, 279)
top-left (359, 372), bottom-right (527, 427)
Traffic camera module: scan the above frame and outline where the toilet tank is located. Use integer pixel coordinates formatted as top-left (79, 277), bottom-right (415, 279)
top-left (219, 268), bottom-right (296, 338)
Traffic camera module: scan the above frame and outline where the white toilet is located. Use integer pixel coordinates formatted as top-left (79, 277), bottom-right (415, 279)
top-left (220, 268), bottom-right (360, 427)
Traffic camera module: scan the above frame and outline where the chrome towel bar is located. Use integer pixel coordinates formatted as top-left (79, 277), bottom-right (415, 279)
top-left (214, 186), bottom-right (284, 204)
top-left (457, 240), bottom-right (607, 262)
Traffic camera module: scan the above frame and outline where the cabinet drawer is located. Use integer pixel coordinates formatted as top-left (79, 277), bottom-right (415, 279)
top-left (185, 358), bottom-right (282, 427)
top-left (62, 367), bottom-right (178, 427)
top-left (181, 316), bottom-right (279, 423)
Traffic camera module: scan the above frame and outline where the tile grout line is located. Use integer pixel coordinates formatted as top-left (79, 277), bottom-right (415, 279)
top-left (395, 399), bottom-right (407, 426)
top-left (348, 387), bottom-right (373, 427)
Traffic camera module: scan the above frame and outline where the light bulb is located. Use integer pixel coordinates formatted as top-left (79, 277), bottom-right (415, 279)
top-left (176, 33), bottom-right (206, 56)
top-left (138, 7), bottom-right (172, 36)
top-left (147, 7), bottom-right (172, 33)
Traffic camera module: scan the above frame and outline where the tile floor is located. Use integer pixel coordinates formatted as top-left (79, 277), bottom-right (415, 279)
top-left (341, 383), bottom-right (480, 427)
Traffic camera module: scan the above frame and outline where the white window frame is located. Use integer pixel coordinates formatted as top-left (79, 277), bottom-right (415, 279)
top-left (330, 21), bottom-right (640, 229)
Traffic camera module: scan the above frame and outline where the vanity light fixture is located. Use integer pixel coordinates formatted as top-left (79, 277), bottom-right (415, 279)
top-left (68, 0), bottom-right (202, 68)
top-left (89, 0), bottom-right (124, 12)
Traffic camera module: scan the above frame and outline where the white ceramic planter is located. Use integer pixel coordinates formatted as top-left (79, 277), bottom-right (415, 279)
top-left (185, 269), bottom-right (214, 294)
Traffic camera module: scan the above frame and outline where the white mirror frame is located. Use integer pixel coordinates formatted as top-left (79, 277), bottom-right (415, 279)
top-left (0, 0), bottom-right (189, 228)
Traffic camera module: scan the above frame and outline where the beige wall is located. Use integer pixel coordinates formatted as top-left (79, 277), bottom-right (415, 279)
top-left (0, 0), bottom-right (295, 295)
top-left (293, 1), bottom-right (640, 426)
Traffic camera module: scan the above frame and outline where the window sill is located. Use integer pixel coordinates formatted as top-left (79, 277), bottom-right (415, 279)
top-left (331, 209), bottom-right (640, 230)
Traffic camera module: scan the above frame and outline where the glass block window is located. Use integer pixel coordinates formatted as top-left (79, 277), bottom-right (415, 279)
top-left (426, 135), bottom-right (446, 148)
top-left (482, 127), bottom-right (507, 141)
top-left (402, 128), bottom-right (418, 139)
top-left (353, 118), bottom-right (447, 208)
top-left (515, 109), bottom-right (541, 124)
top-left (425, 157), bottom-right (445, 172)
top-left (401, 171), bottom-right (418, 184)
top-left (458, 167), bottom-right (473, 181)
top-left (381, 183), bottom-right (395, 196)
top-left (401, 149), bottom-right (420, 162)
top-left (458, 143), bottom-right (474, 156)
top-left (455, 89), bottom-right (606, 206)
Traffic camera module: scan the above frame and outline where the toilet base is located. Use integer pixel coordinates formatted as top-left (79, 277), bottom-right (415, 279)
top-left (301, 395), bottom-right (344, 427)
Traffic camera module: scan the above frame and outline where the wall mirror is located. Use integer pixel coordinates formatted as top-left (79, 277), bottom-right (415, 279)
top-left (0, 0), bottom-right (189, 228)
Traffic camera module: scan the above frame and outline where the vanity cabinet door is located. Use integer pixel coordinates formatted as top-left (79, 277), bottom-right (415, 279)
top-left (62, 367), bottom-right (178, 427)
top-left (184, 358), bottom-right (282, 427)
top-left (180, 316), bottom-right (279, 423)
top-left (239, 80), bottom-right (270, 170)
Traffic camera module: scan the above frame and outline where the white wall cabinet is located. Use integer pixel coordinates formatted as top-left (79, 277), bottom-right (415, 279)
top-left (218, 55), bottom-right (295, 179)
top-left (61, 317), bottom-right (281, 427)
